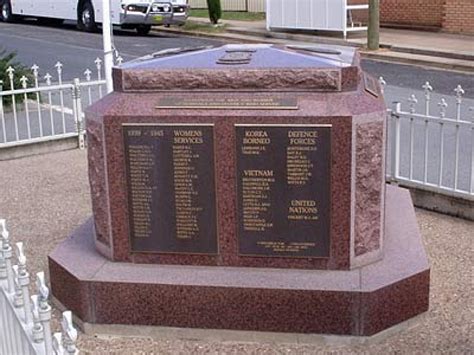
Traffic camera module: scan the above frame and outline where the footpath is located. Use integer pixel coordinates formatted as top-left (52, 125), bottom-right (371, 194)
top-left (153, 17), bottom-right (474, 72)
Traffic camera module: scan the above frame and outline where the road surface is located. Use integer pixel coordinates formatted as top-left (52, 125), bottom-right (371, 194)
top-left (0, 20), bottom-right (473, 192)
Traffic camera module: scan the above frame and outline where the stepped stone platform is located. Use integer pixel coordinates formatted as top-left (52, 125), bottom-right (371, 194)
top-left (49, 185), bottom-right (429, 336)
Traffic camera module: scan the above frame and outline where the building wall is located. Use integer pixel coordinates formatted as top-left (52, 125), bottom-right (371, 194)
top-left (347, 0), bottom-right (445, 28)
top-left (189, 0), bottom-right (473, 34)
top-left (443, 0), bottom-right (474, 34)
top-left (379, 0), bottom-right (445, 28)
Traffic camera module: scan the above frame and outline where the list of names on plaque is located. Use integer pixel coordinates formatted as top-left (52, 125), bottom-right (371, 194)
top-left (123, 124), bottom-right (218, 254)
top-left (127, 141), bottom-right (154, 238)
top-left (236, 125), bottom-right (331, 258)
top-left (172, 131), bottom-right (203, 240)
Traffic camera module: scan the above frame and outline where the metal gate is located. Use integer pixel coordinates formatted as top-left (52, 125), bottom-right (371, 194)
top-left (0, 59), bottom-right (107, 152)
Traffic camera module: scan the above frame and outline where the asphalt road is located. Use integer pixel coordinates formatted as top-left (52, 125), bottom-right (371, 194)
top-left (0, 20), bottom-right (473, 95)
top-left (1, 20), bottom-right (473, 191)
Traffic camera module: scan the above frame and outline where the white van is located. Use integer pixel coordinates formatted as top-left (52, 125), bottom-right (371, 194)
top-left (0, 0), bottom-right (189, 35)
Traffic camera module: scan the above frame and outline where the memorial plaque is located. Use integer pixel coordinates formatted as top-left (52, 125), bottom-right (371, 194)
top-left (236, 125), bottom-right (331, 258)
top-left (156, 97), bottom-right (298, 110)
top-left (123, 124), bottom-right (218, 254)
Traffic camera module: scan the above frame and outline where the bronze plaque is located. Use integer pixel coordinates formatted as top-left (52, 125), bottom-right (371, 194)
top-left (123, 124), bottom-right (218, 254)
top-left (156, 97), bottom-right (298, 110)
top-left (236, 125), bottom-right (331, 258)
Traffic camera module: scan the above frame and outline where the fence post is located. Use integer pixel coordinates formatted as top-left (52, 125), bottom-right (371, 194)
top-left (12, 265), bottom-right (25, 308)
top-left (1, 223), bottom-right (15, 294)
top-left (15, 242), bottom-right (33, 326)
top-left (0, 219), bottom-right (7, 280)
top-left (0, 80), bottom-right (6, 144)
top-left (62, 311), bottom-right (79, 355)
top-left (72, 78), bottom-right (86, 150)
top-left (37, 271), bottom-right (54, 354)
top-left (31, 295), bottom-right (45, 344)
top-left (389, 102), bottom-right (401, 183)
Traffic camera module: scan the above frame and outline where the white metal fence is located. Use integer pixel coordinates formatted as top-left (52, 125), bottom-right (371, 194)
top-left (189, 0), bottom-right (266, 12)
top-left (0, 219), bottom-right (79, 355)
top-left (381, 78), bottom-right (474, 200)
top-left (0, 59), bottom-right (108, 151)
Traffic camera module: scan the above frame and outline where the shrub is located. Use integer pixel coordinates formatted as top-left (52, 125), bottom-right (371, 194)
top-left (0, 49), bottom-right (34, 106)
top-left (206, 0), bottom-right (222, 25)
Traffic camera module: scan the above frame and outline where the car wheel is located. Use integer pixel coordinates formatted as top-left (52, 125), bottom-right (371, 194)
top-left (0, 0), bottom-right (15, 22)
top-left (78, 0), bottom-right (97, 32)
top-left (136, 24), bottom-right (151, 36)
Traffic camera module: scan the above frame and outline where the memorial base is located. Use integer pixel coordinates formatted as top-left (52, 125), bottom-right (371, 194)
top-left (49, 185), bottom-right (430, 337)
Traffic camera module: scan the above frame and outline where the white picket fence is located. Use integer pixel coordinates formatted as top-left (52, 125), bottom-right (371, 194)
top-left (381, 78), bottom-right (474, 200)
top-left (0, 220), bottom-right (79, 355)
top-left (0, 58), bottom-right (109, 151)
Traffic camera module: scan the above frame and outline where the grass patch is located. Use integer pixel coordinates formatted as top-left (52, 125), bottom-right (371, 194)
top-left (189, 9), bottom-right (265, 21)
top-left (182, 21), bottom-right (228, 32)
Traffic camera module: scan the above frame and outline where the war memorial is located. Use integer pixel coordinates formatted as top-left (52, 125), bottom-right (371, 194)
top-left (48, 44), bottom-right (430, 337)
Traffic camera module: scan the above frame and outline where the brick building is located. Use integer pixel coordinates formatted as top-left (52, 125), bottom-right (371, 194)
top-left (350, 0), bottom-right (474, 34)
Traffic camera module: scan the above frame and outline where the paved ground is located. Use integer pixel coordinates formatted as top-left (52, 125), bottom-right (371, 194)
top-left (0, 149), bottom-right (472, 354)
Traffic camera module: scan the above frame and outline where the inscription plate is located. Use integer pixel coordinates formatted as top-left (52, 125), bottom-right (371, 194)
top-left (236, 125), bottom-right (331, 258)
top-left (123, 124), bottom-right (218, 254)
top-left (156, 97), bottom-right (298, 110)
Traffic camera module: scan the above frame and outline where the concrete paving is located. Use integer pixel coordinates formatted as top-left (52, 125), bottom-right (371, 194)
top-left (0, 149), bottom-right (472, 353)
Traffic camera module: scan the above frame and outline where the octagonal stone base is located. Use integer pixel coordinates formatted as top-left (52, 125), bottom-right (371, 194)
top-left (49, 185), bottom-right (429, 337)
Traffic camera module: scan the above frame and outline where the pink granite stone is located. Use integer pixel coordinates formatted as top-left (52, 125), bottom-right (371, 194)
top-left (354, 121), bottom-right (385, 256)
top-left (87, 118), bottom-right (110, 248)
top-left (119, 68), bottom-right (342, 92)
top-left (84, 45), bottom-right (387, 270)
top-left (85, 91), bottom-right (385, 270)
top-left (49, 185), bottom-right (430, 336)
top-left (49, 45), bottom-right (431, 337)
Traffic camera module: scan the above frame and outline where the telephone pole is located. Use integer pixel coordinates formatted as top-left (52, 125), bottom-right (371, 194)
top-left (367, 0), bottom-right (380, 50)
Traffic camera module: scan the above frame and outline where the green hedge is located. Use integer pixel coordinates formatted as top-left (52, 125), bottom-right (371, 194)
top-left (0, 49), bottom-right (33, 106)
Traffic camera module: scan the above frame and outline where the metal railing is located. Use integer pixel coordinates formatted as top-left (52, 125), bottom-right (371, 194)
top-left (0, 219), bottom-right (79, 354)
top-left (381, 78), bottom-right (474, 200)
top-left (0, 59), bottom-right (108, 151)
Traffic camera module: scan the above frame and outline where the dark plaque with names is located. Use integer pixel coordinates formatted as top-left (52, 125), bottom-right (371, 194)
top-left (123, 124), bottom-right (218, 254)
top-left (236, 125), bottom-right (331, 258)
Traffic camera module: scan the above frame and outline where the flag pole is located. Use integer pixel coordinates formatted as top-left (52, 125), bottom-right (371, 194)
top-left (102, 0), bottom-right (114, 93)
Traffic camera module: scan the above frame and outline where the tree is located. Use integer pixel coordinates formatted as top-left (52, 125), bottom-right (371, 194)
top-left (206, 0), bottom-right (222, 25)
top-left (367, 0), bottom-right (380, 50)
top-left (0, 49), bottom-right (33, 106)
